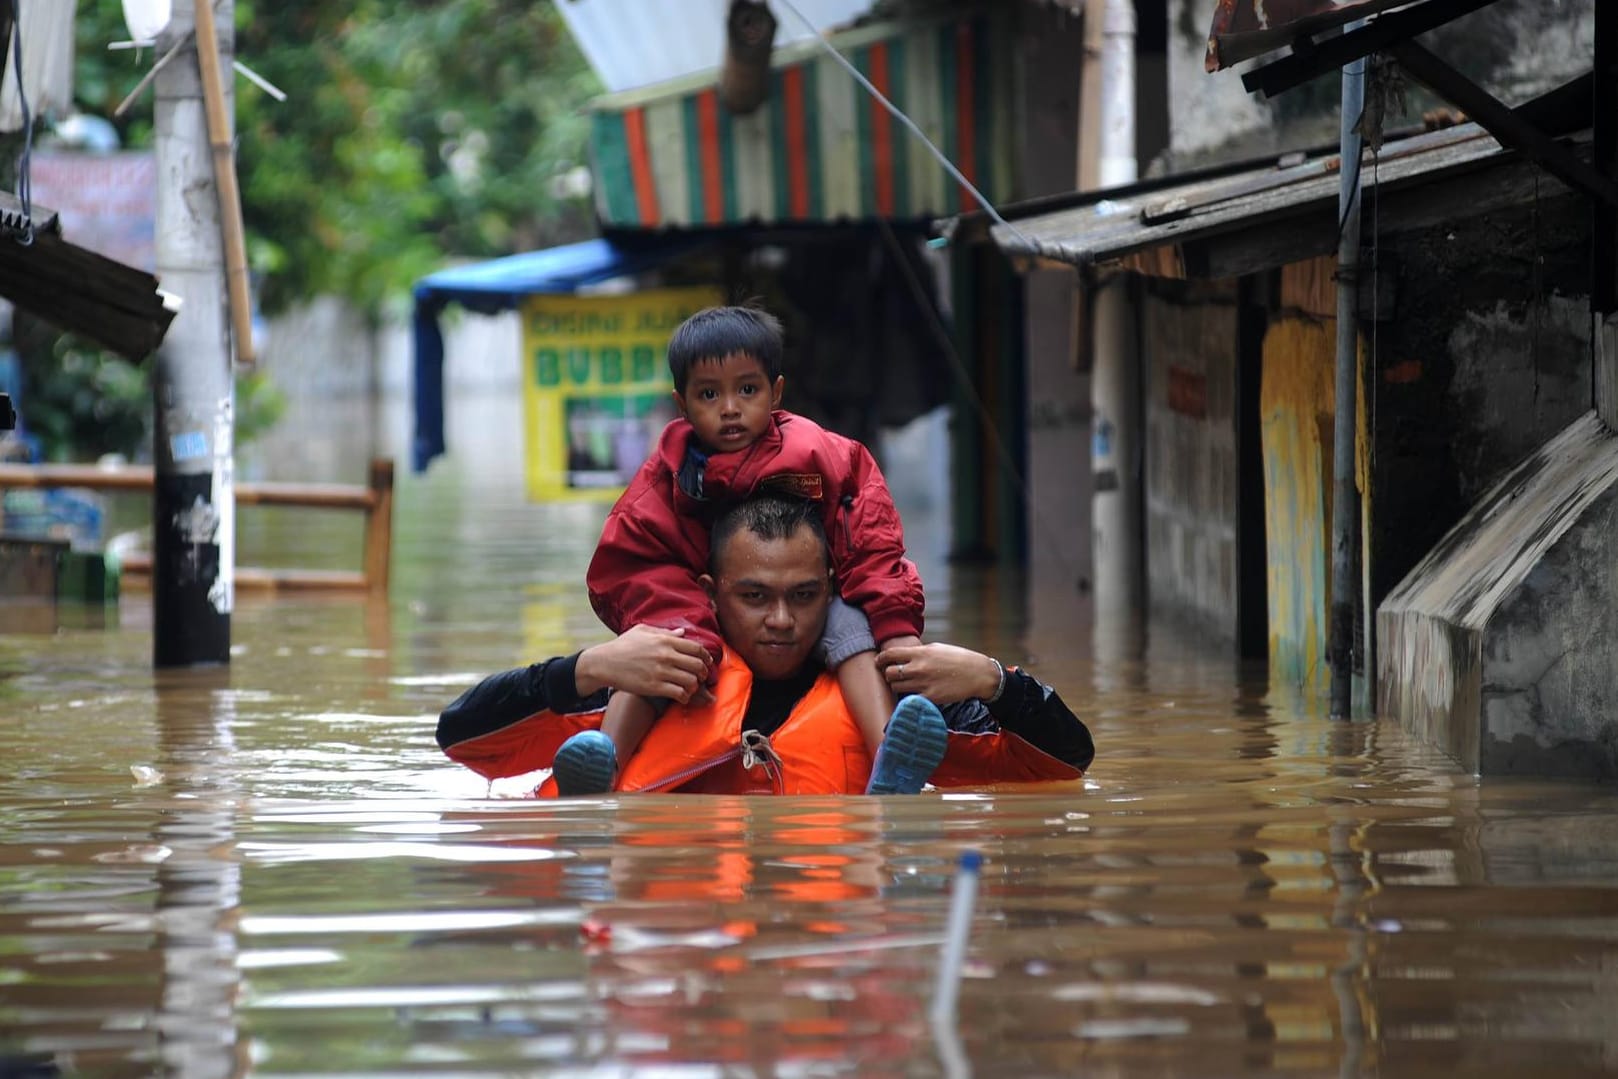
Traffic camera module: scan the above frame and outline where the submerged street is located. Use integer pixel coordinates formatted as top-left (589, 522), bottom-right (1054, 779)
top-left (3, 388), bottom-right (1617, 1076)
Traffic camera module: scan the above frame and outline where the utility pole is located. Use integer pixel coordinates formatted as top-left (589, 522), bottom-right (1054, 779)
top-left (152, 1), bottom-right (234, 667)
top-left (1328, 32), bottom-right (1367, 718)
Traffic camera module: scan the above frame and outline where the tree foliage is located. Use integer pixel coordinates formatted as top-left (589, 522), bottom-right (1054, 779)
top-left (74, 0), bottom-right (602, 314)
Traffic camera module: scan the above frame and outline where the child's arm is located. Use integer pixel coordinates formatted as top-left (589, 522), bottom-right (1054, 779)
top-left (832, 441), bottom-right (925, 648)
top-left (587, 500), bottom-right (725, 667)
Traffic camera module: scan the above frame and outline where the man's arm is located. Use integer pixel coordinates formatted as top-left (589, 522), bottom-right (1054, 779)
top-left (437, 625), bottom-right (713, 753)
top-left (877, 641), bottom-right (1095, 770)
top-left (436, 653), bottom-right (598, 753)
top-left (437, 626), bottom-right (713, 783)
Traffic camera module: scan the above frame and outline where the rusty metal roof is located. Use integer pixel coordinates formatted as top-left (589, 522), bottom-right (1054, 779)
top-left (1205, 0), bottom-right (1419, 72)
top-left (984, 122), bottom-right (1587, 279)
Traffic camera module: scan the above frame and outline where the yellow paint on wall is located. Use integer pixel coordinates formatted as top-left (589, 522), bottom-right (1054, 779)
top-left (1262, 318), bottom-right (1336, 686)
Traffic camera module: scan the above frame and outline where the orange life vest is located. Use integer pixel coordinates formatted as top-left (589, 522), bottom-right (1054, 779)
top-left (535, 651), bottom-right (870, 796)
top-left (494, 652), bottom-right (1084, 797)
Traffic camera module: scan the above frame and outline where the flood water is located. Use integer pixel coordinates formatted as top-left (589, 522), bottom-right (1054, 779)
top-left (4, 389), bottom-right (1618, 1077)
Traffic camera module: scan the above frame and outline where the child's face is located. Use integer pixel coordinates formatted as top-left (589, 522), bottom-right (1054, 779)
top-left (673, 352), bottom-right (784, 453)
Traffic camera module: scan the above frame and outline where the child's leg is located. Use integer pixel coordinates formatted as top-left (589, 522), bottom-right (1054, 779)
top-left (553, 691), bottom-right (657, 796)
top-left (837, 653), bottom-right (896, 756)
top-left (601, 690), bottom-right (658, 759)
top-left (819, 596), bottom-right (890, 753)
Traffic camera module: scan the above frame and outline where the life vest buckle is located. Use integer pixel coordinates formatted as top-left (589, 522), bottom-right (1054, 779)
top-left (739, 728), bottom-right (785, 792)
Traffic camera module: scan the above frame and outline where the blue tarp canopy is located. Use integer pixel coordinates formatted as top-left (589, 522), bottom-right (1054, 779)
top-left (411, 237), bottom-right (698, 471)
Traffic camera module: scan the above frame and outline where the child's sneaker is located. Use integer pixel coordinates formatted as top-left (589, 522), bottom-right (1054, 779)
top-left (553, 731), bottom-right (618, 796)
top-left (865, 695), bottom-right (948, 795)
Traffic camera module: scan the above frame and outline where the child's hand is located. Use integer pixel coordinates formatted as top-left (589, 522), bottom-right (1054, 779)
top-left (577, 625), bottom-right (712, 701)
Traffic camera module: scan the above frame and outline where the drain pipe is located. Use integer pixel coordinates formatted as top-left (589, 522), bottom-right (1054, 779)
top-left (1328, 38), bottom-right (1367, 718)
top-left (1088, 0), bottom-right (1141, 623)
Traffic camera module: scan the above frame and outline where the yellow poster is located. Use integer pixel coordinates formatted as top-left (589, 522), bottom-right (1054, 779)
top-left (521, 287), bottom-right (722, 501)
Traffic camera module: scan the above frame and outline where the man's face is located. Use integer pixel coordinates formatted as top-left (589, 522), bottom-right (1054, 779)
top-left (673, 351), bottom-right (784, 454)
top-left (702, 523), bottom-right (831, 680)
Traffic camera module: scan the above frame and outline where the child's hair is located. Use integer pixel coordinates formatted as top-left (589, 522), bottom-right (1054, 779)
top-left (667, 305), bottom-right (783, 393)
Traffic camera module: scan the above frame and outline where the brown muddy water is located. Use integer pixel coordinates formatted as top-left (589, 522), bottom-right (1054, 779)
top-left (3, 391), bottom-right (1618, 1077)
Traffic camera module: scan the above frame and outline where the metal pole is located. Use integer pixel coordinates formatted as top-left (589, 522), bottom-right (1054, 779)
top-left (1329, 38), bottom-right (1366, 718)
top-left (152, 2), bottom-right (234, 667)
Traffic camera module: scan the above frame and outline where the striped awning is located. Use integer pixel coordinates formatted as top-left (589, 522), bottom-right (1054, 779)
top-left (588, 12), bottom-right (1017, 229)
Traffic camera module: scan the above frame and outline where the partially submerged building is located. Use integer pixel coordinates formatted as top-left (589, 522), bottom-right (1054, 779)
top-left (959, 0), bottom-right (1613, 775)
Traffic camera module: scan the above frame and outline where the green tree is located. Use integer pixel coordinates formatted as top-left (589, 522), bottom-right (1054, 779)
top-left (19, 2), bottom-right (599, 461)
top-left (78, 0), bottom-right (601, 314)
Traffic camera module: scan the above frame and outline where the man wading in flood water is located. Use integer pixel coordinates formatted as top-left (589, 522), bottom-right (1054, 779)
top-left (437, 495), bottom-right (1094, 794)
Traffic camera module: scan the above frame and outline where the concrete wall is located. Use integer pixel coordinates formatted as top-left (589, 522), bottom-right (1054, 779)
top-left (1379, 413), bottom-right (1618, 776)
top-left (1142, 286), bottom-right (1238, 635)
top-left (1024, 269), bottom-right (1092, 628)
top-left (1368, 193), bottom-right (1593, 621)
top-left (1164, 0), bottom-right (1594, 169)
top-left (260, 295), bottom-right (523, 399)
top-left (1016, 4), bottom-right (1091, 627)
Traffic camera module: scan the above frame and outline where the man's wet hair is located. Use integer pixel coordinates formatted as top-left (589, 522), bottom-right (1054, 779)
top-left (709, 494), bottom-right (828, 574)
top-left (667, 305), bottom-right (783, 393)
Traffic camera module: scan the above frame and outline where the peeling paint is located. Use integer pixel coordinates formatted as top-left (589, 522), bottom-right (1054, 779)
top-left (1260, 317), bottom-right (1334, 686)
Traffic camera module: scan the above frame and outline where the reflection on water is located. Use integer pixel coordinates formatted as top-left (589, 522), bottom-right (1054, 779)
top-left (4, 391), bottom-right (1618, 1076)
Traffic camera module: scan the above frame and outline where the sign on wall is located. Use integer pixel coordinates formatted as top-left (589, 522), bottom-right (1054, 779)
top-left (30, 152), bottom-right (156, 271)
top-left (521, 287), bottom-right (722, 501)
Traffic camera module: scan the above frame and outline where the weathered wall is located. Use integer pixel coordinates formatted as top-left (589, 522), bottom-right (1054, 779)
top-left (1368, 192), bottom-right (1592, 622)
top-left (1259, 315), bottom-right (1335, 685)
top-left (1378, 413), bottom-right (1618, 776)
top-left (1024, 269), bottom-right (1092, 624)
top-left (1142, 285), bottom-right (1238, 635)
top-left (1164, 0), bottom-right (1595, 169)
top-left (1016, 4), bottom-right (1091, 623)
top-left (1480, 483), bottom-right (1618, 777)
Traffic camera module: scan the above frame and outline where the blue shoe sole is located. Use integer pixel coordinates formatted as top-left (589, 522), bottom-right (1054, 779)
top-left (866, 695), bottom-right (948, 795)
top-left (553, 731), bottom-right (617, 796)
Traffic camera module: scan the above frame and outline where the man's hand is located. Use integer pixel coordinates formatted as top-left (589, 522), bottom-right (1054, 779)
top-left (575, 625), bottom-right (712, 701)
top-left (877, 641), bottom-right (1001, 706)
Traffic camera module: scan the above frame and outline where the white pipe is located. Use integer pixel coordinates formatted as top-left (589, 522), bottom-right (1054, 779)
top-left (929, 850), bottom-right (982, 1026)
top-left (1091, 0), bottom-right (1141, 621)
top-left (1098, 0), bottom-right (1137, 188)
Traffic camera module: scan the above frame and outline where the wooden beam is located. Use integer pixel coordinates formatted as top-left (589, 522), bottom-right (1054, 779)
top-left (1391, 40), bottom-right (1618, 210)
top-left (1242, 0), bottom-right (1500, 99)
top-left (1596, 2), bottom-right (1617, 313)
top-left (0, 226), bottom-right (175, 359)
top-left (1192, 154), bottom-right (1571, 280)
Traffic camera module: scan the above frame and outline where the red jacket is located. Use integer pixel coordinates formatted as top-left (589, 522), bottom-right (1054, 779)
top-left (587, 410), bottom-right (924, 661)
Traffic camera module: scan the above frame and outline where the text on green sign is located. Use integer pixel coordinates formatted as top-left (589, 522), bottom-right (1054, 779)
top-left (533, 345), bottom-right (666, 387)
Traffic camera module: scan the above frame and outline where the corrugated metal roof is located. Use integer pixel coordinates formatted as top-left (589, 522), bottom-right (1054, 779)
top-left (1204, 0), bottom-right (1419, 72)
top-left (987, 123), bottom-right (1571, 278)
top-left (555, 0), bottom-right (877, 94)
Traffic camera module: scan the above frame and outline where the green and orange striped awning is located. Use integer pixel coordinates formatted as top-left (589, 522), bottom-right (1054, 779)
top-left (589, 12), bottom-right (1017, 229)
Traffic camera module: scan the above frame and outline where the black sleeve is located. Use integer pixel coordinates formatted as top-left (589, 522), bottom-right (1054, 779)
top-left (435, 653), bottom-right (607, 750)
top-left (941, 668), bottom-right (1095, 770)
